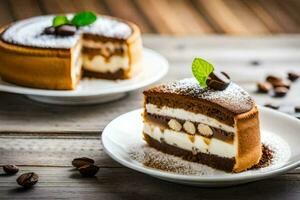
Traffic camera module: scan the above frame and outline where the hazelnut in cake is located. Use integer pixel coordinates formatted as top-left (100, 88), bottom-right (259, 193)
top-left (143, 58), bottom-right (261, 172)
top-left (0, 12), bottom-right (142, 90)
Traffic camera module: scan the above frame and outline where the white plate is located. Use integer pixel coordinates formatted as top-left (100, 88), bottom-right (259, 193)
top-left (102, 107), bottom-right (300, 187)
top-left (0, 48), bottom-right (168, 105)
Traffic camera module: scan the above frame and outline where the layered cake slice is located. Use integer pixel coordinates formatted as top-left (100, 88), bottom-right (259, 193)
top-left (0, 12), bottom-right (142, 90)
top-left (143, 58), bottom-right (261, 172)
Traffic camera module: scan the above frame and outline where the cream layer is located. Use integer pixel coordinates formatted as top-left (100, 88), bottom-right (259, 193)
top-left (145, 104), bottom-right (235, 133)
top-left (83, 55), bottom-right (129, 73)
top-left (144, 122), bottom-right (236, 158)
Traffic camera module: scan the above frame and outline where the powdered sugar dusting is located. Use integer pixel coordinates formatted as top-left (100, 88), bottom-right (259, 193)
top-left (129, 131), bottom-right (290, 176)
top-left (146, 78), bottom-right (254, 114)
top-left (2, 15), bottom-right (132, 49)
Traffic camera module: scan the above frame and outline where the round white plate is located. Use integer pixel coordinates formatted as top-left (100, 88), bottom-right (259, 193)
top-left (0, 48), bottom-right (168, 105)
top-left (102, 107), bottom-right (300, 187)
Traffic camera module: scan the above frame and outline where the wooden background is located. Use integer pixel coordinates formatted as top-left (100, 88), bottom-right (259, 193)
top-left (1, 0), bottom-right (300, 35)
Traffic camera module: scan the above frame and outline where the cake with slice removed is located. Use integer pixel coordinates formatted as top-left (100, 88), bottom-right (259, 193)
top-left (142, 58), bottom-right (261, 172)
top-left (0, 12), bottom-right (142, 90)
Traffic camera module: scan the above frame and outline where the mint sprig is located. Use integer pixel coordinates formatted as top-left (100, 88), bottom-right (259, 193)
top-left (52, 11), bottom-right (97, 27)
top-left (53, 16), bottom-right (69, 27)
top-left (71, 11), bottom-right (97, 27)
top-left (192, 57), bottom-right (214, 88)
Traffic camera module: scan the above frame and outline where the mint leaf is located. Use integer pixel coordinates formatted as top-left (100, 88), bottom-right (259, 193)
top-left (71, 11), bottom-right (97, 27)
top-left (192, 57), bottom-right (214, 88)
top-left (53, 16), bottom-right (69, 27)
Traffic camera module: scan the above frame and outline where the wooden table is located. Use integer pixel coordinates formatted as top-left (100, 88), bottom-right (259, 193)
top-left (0, 36), bottom-right (300, 199)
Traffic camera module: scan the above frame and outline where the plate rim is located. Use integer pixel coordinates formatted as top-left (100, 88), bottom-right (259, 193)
top-left (0, 48), bottom-right (169, 97)
top-left (102, 106), bottom-right (300, 183)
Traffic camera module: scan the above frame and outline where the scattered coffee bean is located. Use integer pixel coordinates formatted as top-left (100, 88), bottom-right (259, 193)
top-left (55, 25), bottom-right (76, 36)
top-left (257, 82), bottom-right (272, 93)
top-left (78, 164), bottom-right (99, 177)
top-left (250, 60), bottom-right (261, 66)
top-left (266, 75), bottom-right (282, 85)
top-left (43, 26), bottom-right (56, 35)
top-left (3, 165), bottom-right (19, 175)
top-left (272, 80), bottom-right (291, 89)
top-left (273, 87), bottom-right (288, 98)
top-left (264, 103), bottom-right (279, 110)
top-left (295, 106), bottom-right (300, 113)
top-left (72, 157), bottom-right (95, 168)
top-left (207, 71), bottom-right (231, 90)
top-left (17, 172), bottom-right (38, 188)
top-left (288, 72), bottom-right (299, 82)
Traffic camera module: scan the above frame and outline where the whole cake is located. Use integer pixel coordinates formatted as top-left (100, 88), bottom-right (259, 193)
top-left (0, 12), bottom-right (142, 90)
top-left (143, 58), bottom-right (261, 172)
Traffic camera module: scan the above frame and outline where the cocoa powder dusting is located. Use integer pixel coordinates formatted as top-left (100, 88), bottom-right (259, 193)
top-left (251, 144), bottom-right (274, 169)
top-left (140, 143), bottom-right (274, 173)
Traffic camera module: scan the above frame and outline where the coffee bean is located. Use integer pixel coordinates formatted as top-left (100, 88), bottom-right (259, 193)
top-left (250, 60), bottom-right (261, 66)
top-left (295, 106), bottom-right (300, 113)
top-left (78, 164), bottom-right (99, 177)
top-left (207, 71), bottom-right (231, 90)
top-left (272, 80), bottom-right (291, 89)
top-left (273, 87), bottom-right (288, 98)
top-left (288, 72), bottom-right (299, 82)
top-left (3, 165), bottom-right (19, 175)
top-left (43, 26), bottom-right (56, 35)
top-left (266, 75), bottom-right (282, 85)
top-left (257, 82), bottom-right (272, 93)
top-left (17, 172), bottom-right (38, 188)
top-left (264, 103), bottom-right (279, 110)
top-left (72, 157), bottom-right (95, 168)
top-left (55, 25), bottom-right (76, 36)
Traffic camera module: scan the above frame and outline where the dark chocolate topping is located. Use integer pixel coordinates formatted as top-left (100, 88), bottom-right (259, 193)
top-left (144, 78), bottom-right (255, 114)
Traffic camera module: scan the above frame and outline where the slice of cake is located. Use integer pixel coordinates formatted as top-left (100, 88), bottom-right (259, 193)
top-left (143, 58), bottom-right (261, 172)
top-left (0, 12), bottom-right (142, 90)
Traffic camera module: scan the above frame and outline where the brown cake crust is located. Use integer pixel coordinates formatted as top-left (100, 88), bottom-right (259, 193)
top-left (0, 37), bottom-right (78, 90)
top-left (144, 133), bottom-right (235, 172)
top-left (233, 105), bottom-right (262, 172)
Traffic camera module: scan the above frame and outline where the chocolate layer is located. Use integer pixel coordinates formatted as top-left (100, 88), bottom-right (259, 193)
top-left (144, 113), bottom-right (234, 143)
top-left (82, 46), bottom-right (125, 60)
top-left (144, 133), bottom-right (235, 172)
top-left (83, 68), bottom-right (128, 80)
top-left (144, 79), bottom-right (254, 126)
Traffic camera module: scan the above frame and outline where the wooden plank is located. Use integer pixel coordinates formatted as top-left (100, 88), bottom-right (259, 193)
top-left (0, 90), bottom-right (143, 133)
top-left (71, 0), bottom-right (110, 15)
top-left (196, 0), bottom-right (250, 34)
top-left (0, 137), bottom-right (120, 167)
top-left (243, 0), bottom-right (284, 33)
top-left (39, 0), bottom-right (109, 14)
top-left (0, 0), bottom-right (14, 26)
top-left (163, 0), bottom-right (213, 34)
top-left (0, 166), bottom-right (299, 199)
top-left (135, 0), bottom-right (212, 35)
top-left (224, 0), bottom-right (270, 34)
top-left (8, 0), bottom-right (42, 20)
top-left (103, 0), bottom-right (153, 33)
top-left (38, 0), bottom-right (77, 14)
top-left (277, 0), bottom-right (300, 26)
top-left (258, 0), bottom-right (300, 33)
